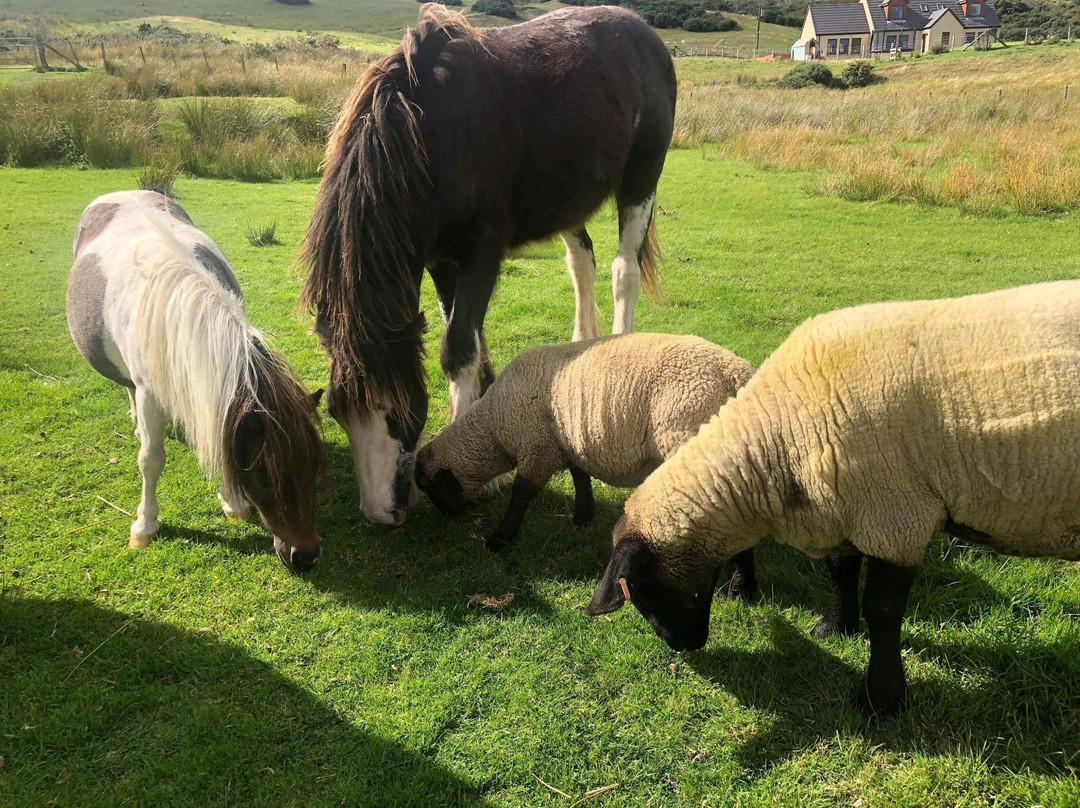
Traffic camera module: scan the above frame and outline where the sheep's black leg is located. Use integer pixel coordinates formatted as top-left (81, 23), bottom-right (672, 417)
top-left (486, 474), bottom-right (546, 552)
top-left (727, 549), bottom-right (758, 603)
top-left (856, 556), bottom-right (917, 719)
top-left (568, 466), bottom-right (594, 527)
top-left (812, 552), bottom-right (863, 638)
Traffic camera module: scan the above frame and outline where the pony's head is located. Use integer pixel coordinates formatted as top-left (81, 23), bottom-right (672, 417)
top-left (226, 368), bottom-right (326, 571)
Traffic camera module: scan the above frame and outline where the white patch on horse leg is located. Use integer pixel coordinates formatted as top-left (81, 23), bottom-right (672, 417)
top-left (130, 388), bottom-right (166, 548)
top-left (448, 331), bottom-right (482, 421)
top-left (126, 388), bottom-right (137, 424)
top-left (561, 231), bottom-right (599, 342)
top-left (612, 194), bottom-right (654, 335)
top-left (218, 479), bottom-right (250, 520)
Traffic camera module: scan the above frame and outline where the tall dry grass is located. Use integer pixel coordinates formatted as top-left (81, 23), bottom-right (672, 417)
top-left (675, 72), bottom-right (1080, 215)
top-left (0, 37), bottom-right (362, 180)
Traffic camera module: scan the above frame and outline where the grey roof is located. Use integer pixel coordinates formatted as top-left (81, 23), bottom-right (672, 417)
top-left (808, 3), bottom-right (871, 35)
top-left (865, 0), bottom-right (1001, 31)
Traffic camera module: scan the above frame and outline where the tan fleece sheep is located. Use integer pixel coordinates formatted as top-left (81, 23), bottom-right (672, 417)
top-left (414, 332), bottom-right (755, 564)
top-left (587, 280), bottom-right (1080, 718)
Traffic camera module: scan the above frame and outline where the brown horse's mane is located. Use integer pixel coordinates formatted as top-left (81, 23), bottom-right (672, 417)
top-left (301, 5), bottom-right (479, 418)
top-left (223, 341), bottom-right (325, 525)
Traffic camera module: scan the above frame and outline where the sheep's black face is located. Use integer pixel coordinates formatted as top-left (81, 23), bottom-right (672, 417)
top-left (414, 455), bottom-right (468, 515)
top-left (586, 535), bottom-right (721, 652)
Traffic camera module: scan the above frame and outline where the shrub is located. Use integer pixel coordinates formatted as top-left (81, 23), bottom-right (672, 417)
top-left (472, 0), bottom-right (517, 18)
top-left (776, 62), bottom-right (837, 89)
top-left (929, 42), bottom-right (950, 54)
top-left (650, 10), bottom-right (684, 27)
top-left (682, 13), bottom-right (737, 31)
top-left (137, 159), bottom-right (182, 197)
top-left (840, 60), bottom-right (875, 88)
top-left (246, 221), bottom-right (280, 246)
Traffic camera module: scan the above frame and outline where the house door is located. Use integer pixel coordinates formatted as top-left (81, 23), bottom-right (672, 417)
top-left (921, 33), bottom-right (928, 52)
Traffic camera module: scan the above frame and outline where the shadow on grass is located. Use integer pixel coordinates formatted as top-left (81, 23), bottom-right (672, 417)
top-left (0, 596), bottom-right (487, 808)
top-left (298, 447), bottom-right (621, 618)
top-left (686, 542), bottom-right (1080, 778)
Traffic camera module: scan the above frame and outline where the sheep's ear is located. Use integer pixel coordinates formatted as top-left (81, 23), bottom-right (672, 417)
top-left (586, 537), bottom-right (652, 616)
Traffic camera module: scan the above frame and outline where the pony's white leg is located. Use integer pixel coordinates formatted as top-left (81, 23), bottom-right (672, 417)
top-left (560, 229), bottom-right (599, 342)
top-left (130, 387), bottom-right (166, 548)
top-left (218, 479), bottom-right (250, 520)
top-left (611, 193), bottom-right (655, 335)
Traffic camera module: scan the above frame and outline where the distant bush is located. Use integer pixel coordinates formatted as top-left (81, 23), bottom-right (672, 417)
top-left (649, 9), bottom-right (684, 27)
top-left (840, 60), bottom-right (875, 87)
top-left (682, 12), bottom-right (737, 30)
top-left (929, 42), bottom-right (950, 53)
top-left (472, 0), bottom-right (517, 17)
top-left (776, 62), bottom-right (837, 89)
top-left (276, 0), bottom-right (312, 5)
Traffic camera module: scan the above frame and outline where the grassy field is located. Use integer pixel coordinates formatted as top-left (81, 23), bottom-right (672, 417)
top-left (675, 43), bottom-right (1080, 215)
top-left (0, 0), bottom-right (425, 38)
top-left (3, 150), bottom-right (1080, 806)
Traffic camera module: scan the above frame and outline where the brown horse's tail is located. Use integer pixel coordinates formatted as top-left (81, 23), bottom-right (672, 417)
top-left (640, 202), bottom-right (664, 305)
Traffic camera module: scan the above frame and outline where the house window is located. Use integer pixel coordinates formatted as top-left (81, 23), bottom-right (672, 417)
top-left (941, 31), bottom-right (951, 46)
top-left (889, 5), bottom-right (904, 18)
top-left (886, 34), bottom-right (898, 49)
top-left (920, 3), bottom-right (928, 9)
top-left (827, 38), bottom-right (838, 54)
top-left (965, 32), bottom-right (975, 43)
top-left (900, 34), bottom-right (910, 48)
top-left (970, 2), bottom-right (982, 13)
top-left (851, 37), bottom-right (863, 54)
top-left (839, 38), bottom-right (850, 54)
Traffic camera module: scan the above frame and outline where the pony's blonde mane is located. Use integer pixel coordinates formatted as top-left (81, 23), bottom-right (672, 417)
top-left (133, 217), bottom-right (266, 478)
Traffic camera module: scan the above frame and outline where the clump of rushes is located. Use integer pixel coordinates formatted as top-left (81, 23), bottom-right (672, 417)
top-left (246, 221), bottom-right (280, 247)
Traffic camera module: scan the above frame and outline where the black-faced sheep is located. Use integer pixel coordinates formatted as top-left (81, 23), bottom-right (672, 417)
top-left (587, 281), bottom-right (1080, 717)
top-left (415, 333), bottom-right (756, 589)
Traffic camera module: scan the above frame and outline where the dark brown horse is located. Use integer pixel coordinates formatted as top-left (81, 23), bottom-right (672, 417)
top-left (302, 5), bottom-right (676, 525)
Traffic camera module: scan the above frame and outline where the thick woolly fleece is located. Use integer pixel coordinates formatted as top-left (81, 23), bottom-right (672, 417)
top-left (419, 332), bottom-right (754, 502)
top-left (622, 280), bottom-right (1080, 574)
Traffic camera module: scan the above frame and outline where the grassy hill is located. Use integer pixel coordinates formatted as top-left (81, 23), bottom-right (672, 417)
top-left (0, 0), bottom-right (801, 48)
top-left (0, 0), bottom-right (438, 38)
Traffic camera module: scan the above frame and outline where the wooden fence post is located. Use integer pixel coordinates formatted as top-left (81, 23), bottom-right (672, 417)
top-left (1066, 85), bottom-right (1071, 100)
top-left (99, 41), bottom-right (108, 73)
top-left (240, 52), bottom-right (246, 73)
top-left (342, 61), bottom-right (347, 75)
top-left (138, 45), bottom-right (146, 66)
top-left (202, 48), bottom-right (210, 70)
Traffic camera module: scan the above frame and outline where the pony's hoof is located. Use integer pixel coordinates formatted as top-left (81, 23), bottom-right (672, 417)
top-left (129, 533), bottom-right (155, 549)
top-left (218, 492), bottom-right (251, 520)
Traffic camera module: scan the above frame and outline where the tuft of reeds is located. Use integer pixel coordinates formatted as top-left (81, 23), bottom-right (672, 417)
top-left (136, 158), bottom-right (183, 197)
top-left (246, 221), bottom-right (280, 247)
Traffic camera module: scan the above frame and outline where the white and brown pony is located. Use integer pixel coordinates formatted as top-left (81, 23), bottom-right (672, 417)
top-left (302, 5), bottom-right (677, 525)
top-left (67, 191), bottom-right (325, 571)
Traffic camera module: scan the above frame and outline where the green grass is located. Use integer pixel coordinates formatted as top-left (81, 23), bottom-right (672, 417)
top-left (3, 153), bottom-right (1080, 806)
top-left (0, 0), bottom-right (425, 38)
